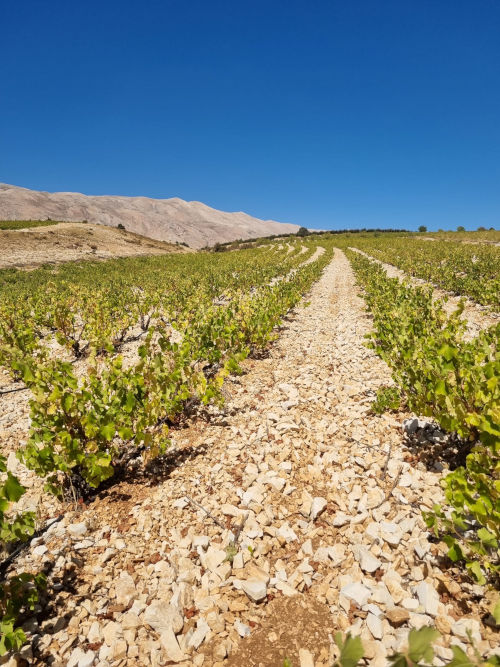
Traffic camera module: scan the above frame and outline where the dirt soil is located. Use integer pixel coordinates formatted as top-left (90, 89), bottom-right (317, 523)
top-left (0, 223), bottom-right (187, 270)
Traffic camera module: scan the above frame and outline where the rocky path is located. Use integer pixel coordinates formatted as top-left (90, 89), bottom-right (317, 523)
top-left (348, 247), bottom-right (498, 339)
top-left (9, 251), bottom-right (498, 666)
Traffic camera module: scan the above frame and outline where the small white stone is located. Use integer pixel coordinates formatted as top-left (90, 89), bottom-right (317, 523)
top-left (398, 473), bottom-right (413, 487)
top-left (277, 523), bottom-right (298, 543)
top-left (192, 535), bottom-right (210, 548)
top-left (241, 579), bottom-right (267, 602)
top-left (188, 619), bottom-right (210, 649)
top-left (67, 647), bottom-right (95, 667)
top-left (68, 522), bottom-right (87, 538)
top-left (409, 613), bottom-right (432, 630)
top-left (299, 648), bottom-right (315, 667)
top-left (245, 562), bottom-right (270, 584)
top-left (6, 451), bottom-right (18, 473)
top-left (415, 582), bottom-right (439, 617)
top-left (87, 621), bottom-right (102, 643)
top-left (202, 546), bottom-right (227, 572)
top-left (353, 546), bottom-right (382, 574)
top-left (402, 597), bottom-right (419, 611)
top-left (102, 620), bottom-right (121, 646)
top-left (310, 497), bottom-right (327, 520)
top-left (452, 618), bottom-right (481, 643)
top-left (74, 539), bottom-right (94, 550)
top-left (33, 545), bottom-right (48, 556)
top-left (340, 581), bottom-right (371, 607)
top-left (235, 619), bottom-right (251, 637)
top-left (367, 612), bottom-right (383, 639)
top-left (143, 601), bottom-right (183, 634)
top-left (276, 581), bottom-right (299, 597)
top-left (115, 571), bottom-right (137, 606)
top-left (301, 539), bottom-right (313, 556)
top-left (332, 512), bottom-right (350, 527)
top-left (160, 628), bottom-right (188, 662)
top-left (380, 522), bottom-right (403, 546)
top-left (363, 603), bottom-right (383, 617)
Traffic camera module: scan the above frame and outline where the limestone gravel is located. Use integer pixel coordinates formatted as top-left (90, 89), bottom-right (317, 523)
top-left (4, 249), bottom-right (498, 666)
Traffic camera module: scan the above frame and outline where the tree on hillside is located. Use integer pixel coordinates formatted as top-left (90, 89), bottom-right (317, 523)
top-left (117, 223), bottom-right (126, 230)
top-left (418, 225), bottom-right (427, 232)
top-left (457, 225), bottom-right (465, 232)
top-left (477, 226), bottom-right (486, 231)
top-left (297, 226), bottom-right (309, 237)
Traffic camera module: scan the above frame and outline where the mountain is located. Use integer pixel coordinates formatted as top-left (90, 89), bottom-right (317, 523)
top-left (0, 184), bottom-right (299, 248)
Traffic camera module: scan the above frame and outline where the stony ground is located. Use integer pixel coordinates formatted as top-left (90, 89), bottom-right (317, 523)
top-left (3, 250), bottom-right (498, 667)
top-left (0, 223), bottom-right (186, 270)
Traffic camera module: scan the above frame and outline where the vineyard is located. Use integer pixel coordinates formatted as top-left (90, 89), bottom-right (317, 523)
top-left (0, 233), bottom-right (499, 666)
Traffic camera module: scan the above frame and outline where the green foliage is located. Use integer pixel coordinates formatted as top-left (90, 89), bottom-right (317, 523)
top-left (418, 225), bottom-right (427, 233)
top-left (371, 385), bottom-right (401, 414)
top-left (297, 227), bottom-right (310, 237)
top-left (0, 456), bottom-right (35, 549)
top-left (329, 629), bottom-right (500, 667)
top-left (333, 633), bottom-right (364, 667)
top-left (388, 627), bottom-right (440, 666)
top-left (0, 219), bottom-right (60, 230)
top-left (0, 241), bottom-right (333, 655)
top-left (1, 240), bottom-right (334, 496)
top-left (0, 456), bottom-right (44, 656)
top-left (0, 572), bottom-right (47, 656)
top-left (347, 250), bottom-right (500, 584)
top-left (339, 234), bottom-right (500, 308)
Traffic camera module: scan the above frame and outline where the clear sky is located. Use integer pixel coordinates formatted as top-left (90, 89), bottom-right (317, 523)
top-left (1, 1), bottom-right (499, 231)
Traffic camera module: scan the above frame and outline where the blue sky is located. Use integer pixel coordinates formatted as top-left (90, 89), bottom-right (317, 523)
top-left (1, 1), bottom-right (499, 230)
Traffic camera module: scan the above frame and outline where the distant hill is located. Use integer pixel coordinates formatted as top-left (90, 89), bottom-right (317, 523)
top-left (0, 183), bottom-right (299, 248)
top-left (0, 222), bottom-right (187, 270)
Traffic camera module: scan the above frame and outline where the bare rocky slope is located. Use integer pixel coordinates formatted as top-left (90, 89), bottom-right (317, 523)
top-left (0, 222), bottom-right (187, 270)
top-left (0, 184), bottom-right (299, 249)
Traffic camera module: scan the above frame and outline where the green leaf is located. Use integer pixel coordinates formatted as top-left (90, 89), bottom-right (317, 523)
top-left (407, 627), bottom-right (440, 663)
top-left (334, 633), bottom-right (364, 667)
top-left (118, 426), bottom-right (133, 440)
top-left (447, 541), bottom-right (463, 562)
top-left (439, 344), bottom-right (457, 361)
top-left (435, 379), bottom-right (447, 395)
top-left (467, 560), bottom-right (486, 585)
top-left (21, 364), bottom-right (35, 383)
top-left (493, 599), bottom-right (500, 626)
top-left (1, 473), bottom-right (26, 503)
top-left (62, 394), bottom-right (73, 411)
top-left (477, 527), bottom-right (497, 549)
top-left (100, 423), bottom-right (115, 441)
top-left (447, 645), bottom-right (474, 667)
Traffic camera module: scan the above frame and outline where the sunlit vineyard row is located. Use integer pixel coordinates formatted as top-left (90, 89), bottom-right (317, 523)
top-left (343, 235), bottom-right (500, 308)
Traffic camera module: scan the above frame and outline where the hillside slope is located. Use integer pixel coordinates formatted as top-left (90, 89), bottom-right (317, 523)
top-left (0, 183), bottom-right (299, 248)
top-left (0, 222), bottom-right (186, 269)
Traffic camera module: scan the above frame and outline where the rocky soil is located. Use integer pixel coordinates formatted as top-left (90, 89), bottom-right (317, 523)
top-left (2, 250), bottom-right (498, 666)
top-left (0, 223), bottom-right (187, 270)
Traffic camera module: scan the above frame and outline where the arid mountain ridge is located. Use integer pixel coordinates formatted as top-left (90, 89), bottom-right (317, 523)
top-left (0, 183), bottom-right (299, 248)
